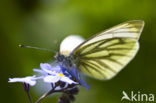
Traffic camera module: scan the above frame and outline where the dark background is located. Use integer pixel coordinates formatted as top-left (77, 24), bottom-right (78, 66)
top-left (1, 0), bottom-right (156, 103)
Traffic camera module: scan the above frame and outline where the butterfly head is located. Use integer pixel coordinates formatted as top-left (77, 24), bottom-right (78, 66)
top-left (54, 52), bottom-right (65, 62)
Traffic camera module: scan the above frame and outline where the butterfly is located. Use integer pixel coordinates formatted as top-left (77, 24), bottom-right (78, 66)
top-left (55, 20), bottom-right (144, 80)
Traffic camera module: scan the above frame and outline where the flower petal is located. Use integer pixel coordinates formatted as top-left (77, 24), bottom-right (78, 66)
top-left (69, 67), bottom-right (79, 80)
top-left (8, 76), bottom-right (37, 86)
top-left (60, 77), bottom-right (77, 84)
top-left (60, 66), bottom-right (71, 77)
top-left (51, 65), bottom-right (62, 73)
top-left (43, 75), bottom-right (60, 83)
top-left (40, 63), bottom-right (54, 74)
top-left (79, 79), bottom-right (90, 90)
top-left (33, 69), bottom-right (47, 75)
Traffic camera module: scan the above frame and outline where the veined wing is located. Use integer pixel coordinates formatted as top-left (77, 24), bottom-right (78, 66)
top-left (72, 20), bottom-right (144, 80)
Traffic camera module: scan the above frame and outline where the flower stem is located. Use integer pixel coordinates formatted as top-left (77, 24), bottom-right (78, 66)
top-left (23, 83), bottom-right (33, 103)
top-left (35, 86), bottom-right (56, 103)
top-left (26, 91), bottom-right (33, 103)
top-left (35, 84), bottom-right (79, 103)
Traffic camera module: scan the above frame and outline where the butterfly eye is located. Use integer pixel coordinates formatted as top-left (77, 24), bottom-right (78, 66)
top-left (55, 53), bottom-right (65, 62)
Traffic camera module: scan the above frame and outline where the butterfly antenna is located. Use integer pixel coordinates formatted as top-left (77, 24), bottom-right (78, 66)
top-left (18, 44), bottom-right (56, 53)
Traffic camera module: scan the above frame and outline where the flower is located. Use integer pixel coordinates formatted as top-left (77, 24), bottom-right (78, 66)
top-left (34, 63), bottom-right (77, 85)
top-left (9, 62), bottom-right (89, 103)
top-left (8, 75), bottom-right (37, 86)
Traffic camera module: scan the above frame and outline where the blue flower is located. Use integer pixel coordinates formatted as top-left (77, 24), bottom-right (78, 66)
top-left (33, 63), bottom-right (77, 85)
top-left (8, 75), bottom-right (37, 86)
top-left (8, 62), bottom-right (89, 103)
top-left (9, 63), bottom-right (89, 89)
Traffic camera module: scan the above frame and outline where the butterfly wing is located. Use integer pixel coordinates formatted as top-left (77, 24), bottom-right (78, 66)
top-left (71, 20), bottom-right (144, 80)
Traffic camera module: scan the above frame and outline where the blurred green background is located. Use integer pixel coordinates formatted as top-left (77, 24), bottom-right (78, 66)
top-left (1, 0), bottom-right (156, 103)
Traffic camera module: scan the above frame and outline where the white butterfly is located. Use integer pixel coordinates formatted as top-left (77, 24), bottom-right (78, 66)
top-left (56, 20), bottom-right (144, 80)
